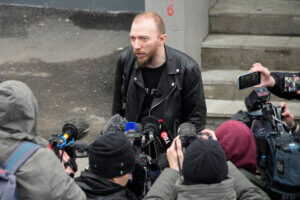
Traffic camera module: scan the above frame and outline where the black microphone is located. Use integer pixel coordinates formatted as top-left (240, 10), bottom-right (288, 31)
top-left (56, 117), bottom-right (89, 147)
top-left (177, 122), bottom-right (197, 147)
top-left (142, 116), bottom-right (173, 151)
top-left (142, 116), bottom-right (159, 145)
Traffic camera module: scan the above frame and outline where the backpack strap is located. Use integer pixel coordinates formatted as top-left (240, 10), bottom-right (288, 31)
top-left (3, 142), bottom-right (41, 173)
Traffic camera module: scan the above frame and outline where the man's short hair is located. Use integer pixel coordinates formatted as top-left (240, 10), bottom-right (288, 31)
top-left (132, 12), bottom-right (166, 35)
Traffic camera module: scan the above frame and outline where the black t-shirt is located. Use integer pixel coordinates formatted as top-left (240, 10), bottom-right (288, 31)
top-left (138, 63), bottom-right (166, 121)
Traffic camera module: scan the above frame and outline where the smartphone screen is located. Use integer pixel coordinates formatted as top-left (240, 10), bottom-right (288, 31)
top-left (237, 72), bottom-right (261, 90)
top-left (284, 75), bottom-right (300, 92)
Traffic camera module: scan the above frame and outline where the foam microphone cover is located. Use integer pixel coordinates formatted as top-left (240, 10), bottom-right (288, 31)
top-left (62, 117), bottom-right (89, 140)
top-left (178, 122), bottom-right (197, 136)
top-left (101, 114), bottom-right (128, 135)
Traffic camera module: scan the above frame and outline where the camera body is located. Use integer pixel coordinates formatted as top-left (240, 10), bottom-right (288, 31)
top-left (245, 87), bottom-right (300, 196)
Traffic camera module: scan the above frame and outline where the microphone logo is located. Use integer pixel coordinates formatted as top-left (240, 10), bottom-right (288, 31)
top-left (161, 132), bottom-right (171, 144)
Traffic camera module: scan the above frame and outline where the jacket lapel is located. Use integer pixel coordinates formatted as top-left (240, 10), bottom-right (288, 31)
top-left (151, 46), bottom-right (180, 109)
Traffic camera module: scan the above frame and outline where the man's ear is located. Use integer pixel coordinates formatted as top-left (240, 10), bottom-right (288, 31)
top-left (160, 33), bottom-right (167, 44)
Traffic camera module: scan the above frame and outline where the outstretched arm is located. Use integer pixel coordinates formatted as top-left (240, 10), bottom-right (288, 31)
top-left (250, 63), bottom-right (300, 99)
top-left (144, 137), bottom-right (182, 200)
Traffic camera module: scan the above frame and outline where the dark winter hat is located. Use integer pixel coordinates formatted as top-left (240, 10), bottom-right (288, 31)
top-left (89, 133), bottom-right (135, 179)
top-left (182, 138), bottom-right (228, 185)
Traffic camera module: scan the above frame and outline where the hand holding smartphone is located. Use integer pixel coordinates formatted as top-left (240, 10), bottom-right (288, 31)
top-left (237, 72), bottom-right (261, 90)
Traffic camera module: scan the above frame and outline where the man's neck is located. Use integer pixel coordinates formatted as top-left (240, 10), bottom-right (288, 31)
top-left (147, 46), bottom-right (166, 68)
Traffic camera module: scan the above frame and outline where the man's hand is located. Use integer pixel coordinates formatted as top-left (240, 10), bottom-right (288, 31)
top-left (200, 129), bottom-right (217, 140)
top-left (280, 102), bottom-right (295, 128)
top-left (59, 150), bottom-right (75, 176)
top-left (166, 136), bottom-right (183, 172)
top-left (249, 63), bottom-right (276, 88)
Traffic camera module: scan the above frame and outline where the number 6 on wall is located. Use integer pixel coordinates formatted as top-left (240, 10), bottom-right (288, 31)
top-left (167, 4), bottom-right (175, 16)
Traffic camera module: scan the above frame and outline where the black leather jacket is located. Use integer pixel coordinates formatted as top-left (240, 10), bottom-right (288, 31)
top-left (112, 45), bottom-right (206, 135)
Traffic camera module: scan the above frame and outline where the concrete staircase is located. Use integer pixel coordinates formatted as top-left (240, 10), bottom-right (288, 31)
top-left (202, 0), bottom-right (300, 129)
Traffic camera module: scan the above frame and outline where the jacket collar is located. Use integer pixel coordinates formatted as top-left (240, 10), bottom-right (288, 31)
top-left (165, 45), bottom-right (182, 75)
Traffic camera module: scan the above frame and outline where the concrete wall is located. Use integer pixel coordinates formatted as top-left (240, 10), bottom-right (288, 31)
top-left (0, 0), bottom-right (144, 12)
top-left (146, 0), bottom-right (216, 67)
top-left (0, 0), bottom-right (218, 66)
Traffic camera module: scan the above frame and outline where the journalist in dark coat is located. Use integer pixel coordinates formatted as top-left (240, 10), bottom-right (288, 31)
top-left (75, 132), bottom-right (138, 200)
top-left (112, 12), bottom-right (206, 135)
top-left (250, 63), bottom-right (300, 100)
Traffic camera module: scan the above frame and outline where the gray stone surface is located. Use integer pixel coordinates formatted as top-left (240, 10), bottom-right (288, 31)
top-left (204, 0), bottom-right (300, 128)
top-left (210, 0), bottom-right (300, 35)
top-left (146, 0), bottom-right (211, 66)
top-left (0, 0), bottom-right (144, 12)
top-left (0, 5), bottom-right (134, 144)
top-left (202, 34), bottom-right (300, 71)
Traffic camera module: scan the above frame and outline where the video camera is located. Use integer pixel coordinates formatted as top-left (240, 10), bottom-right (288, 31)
top-left (48, 117), bottom-right (89, 176)
top-left (243, 87), bottom-right (300, 197)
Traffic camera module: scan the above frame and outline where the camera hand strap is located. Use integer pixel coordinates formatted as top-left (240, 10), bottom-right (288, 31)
top-left (174, 141), bottom-right (182, 175)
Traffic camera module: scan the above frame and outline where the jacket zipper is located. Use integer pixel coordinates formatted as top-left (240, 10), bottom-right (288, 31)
top-left (148, 84), bottom-right (177, 116)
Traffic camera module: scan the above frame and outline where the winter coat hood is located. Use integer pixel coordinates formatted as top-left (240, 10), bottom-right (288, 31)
top-left (0, 80), bottom-right (48, 146)
top-left (215, 120), bottom-right (257, 174)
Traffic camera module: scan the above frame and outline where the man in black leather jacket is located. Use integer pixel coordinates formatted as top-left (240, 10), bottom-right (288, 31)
top-left (112, 12), bottom-right (206, 136)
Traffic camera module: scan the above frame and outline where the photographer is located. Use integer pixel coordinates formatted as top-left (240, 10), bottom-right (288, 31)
top-left (144, 133), bottom-right (265, 200)
top-left (280, 102), bottom-right (300, 137)
top-left (0, 80), bottom-right (86, 200)
top-left (249, 63), bottom-right (300, 100)
top-left (75, 133), bottom-right (138, 200)
top-left (215, 120), bottom-right (270, 199)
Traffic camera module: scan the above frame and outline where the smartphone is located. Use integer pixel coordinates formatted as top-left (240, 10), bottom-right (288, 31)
top-left (284, 74), bottom-right (300, 92)
top-left (237, 72), bottom-right (261, 90)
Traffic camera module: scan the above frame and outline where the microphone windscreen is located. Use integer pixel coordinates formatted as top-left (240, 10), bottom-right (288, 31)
top-left (178, 122), bottom-right (196, 136)
top-left (63, 117), bottom-right (89, 140)
top-left (101, 114), bottom-right (128, 135)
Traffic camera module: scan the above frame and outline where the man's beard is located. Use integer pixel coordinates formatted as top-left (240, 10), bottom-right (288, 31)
top-left (136, 51), bottom-right (155, 68)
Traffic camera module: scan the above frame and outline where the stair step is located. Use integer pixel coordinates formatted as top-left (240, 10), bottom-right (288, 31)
top-left (202, 69), bottom-right (299, 101)
top-left (201, 34), bottom-right (300, 71)
top-left (206, 99), bottom-right (300, 128)
top-left (210, 0), bottom-right (300, 35)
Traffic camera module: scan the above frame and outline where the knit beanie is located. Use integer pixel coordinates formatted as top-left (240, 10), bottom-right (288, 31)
top-left (182, 138), bottom-right (228, 185)
top-left (89, 133), bottom-right (135, 179)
